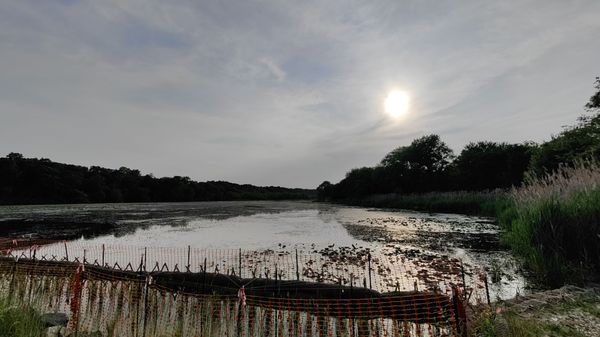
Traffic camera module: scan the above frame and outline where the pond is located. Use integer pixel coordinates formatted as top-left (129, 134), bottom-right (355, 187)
top-left (0, 200), bottom-right (526, 300)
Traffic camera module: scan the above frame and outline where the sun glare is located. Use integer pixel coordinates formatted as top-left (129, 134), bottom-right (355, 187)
top-left (384, 90), bottom-right (410, 118)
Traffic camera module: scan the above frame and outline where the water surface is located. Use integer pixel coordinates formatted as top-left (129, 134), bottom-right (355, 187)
top-left (0, 201), bottom-right (526, 300)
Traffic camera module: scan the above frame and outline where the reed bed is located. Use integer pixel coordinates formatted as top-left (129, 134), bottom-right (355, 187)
top-left (513, 160), bottom-right (600, 205)
top-left (502, 160), bottom-right (600, 286)
top-left (357, 190), bottom-right (510, 216)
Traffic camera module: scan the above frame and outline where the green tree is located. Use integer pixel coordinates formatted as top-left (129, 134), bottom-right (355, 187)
top-left (585, 76), bottom-right (600, 111)
top-left (316, 181), bottom-right (333, 200)
top-left (529, 78), bottom-right (600, 175)
top-left (6, 152), bottom-right (23, 160)
top-left (453, 141), bottom-right (534, 190)
top-left (332, 167), bottom-right (375, 199)
top-left (0, 155), bottom-right (314, 205)
top-left (380, 135), bottom-right (453, 173)
top-left (379, 134), bottom-right (454, 192)
top-left (528, 116), bottom-right (600, 175)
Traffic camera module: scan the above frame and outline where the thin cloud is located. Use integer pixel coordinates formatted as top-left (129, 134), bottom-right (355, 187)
top-left (1, 0), bottom-right (599, 187)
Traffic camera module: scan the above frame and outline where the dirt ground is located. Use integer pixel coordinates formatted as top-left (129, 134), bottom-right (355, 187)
top-left (471, 285), bottom-right (600, 337)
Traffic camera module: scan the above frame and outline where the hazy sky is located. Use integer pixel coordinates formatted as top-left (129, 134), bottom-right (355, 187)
top-left (1, 1), bottom-right (599, 188)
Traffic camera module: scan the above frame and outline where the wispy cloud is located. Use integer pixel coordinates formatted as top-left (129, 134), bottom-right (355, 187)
top-left (1, 0), bottom-right (599, 187)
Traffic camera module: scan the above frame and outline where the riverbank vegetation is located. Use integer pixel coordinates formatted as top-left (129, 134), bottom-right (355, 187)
top-left (317, 137), bottom-right (534, 204)
top-left (0, 154), bottom-right (315, 205)
top-left (0, 301), bottom-right (44, 337)
top-left (502, 161), bottom-right (600, 286)
top-left (344, 190), bottom-right (510, 216)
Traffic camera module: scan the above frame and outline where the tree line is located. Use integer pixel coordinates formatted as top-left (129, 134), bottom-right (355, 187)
top-left (0, 155), bottom-right (314, 205)
top-left (318, 77), bottom-right (600, 201)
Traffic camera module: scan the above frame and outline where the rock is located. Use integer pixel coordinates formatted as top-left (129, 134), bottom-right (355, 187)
top-left (65, 331), bottom-right (103, 337)
top-left (46, 326), bottom-right (61, 337)
top-left (41, 312), bottom-right (69, 327)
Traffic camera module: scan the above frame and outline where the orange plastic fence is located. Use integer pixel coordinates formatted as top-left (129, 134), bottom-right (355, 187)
top-left (0, 245), bottom-right (480, 337)
top-left (0, 238), bottom-right (489, 298)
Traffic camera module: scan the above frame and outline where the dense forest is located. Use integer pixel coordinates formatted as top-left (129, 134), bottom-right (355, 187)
top-left (0, 155), bottom-right (314, 205)
top-left (318, 77), bottom-right (600, 202)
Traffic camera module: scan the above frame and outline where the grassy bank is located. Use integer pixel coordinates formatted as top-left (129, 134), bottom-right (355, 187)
top-left (344, 190), bottom-right (511, 216)
top-left (0, 301), bottom-right (45, 337)
top-left (500, 161), bottom-right (600, 287)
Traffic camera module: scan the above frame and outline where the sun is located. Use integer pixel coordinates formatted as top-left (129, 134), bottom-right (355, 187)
top-left (384, 89), bottom-right (410, 118)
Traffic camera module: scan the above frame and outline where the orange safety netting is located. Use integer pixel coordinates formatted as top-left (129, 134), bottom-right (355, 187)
top-left (0, 239), bottom-right (484, 336)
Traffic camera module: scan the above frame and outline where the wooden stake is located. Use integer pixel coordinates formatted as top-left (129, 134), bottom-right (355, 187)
top-left (141, 274), bottom-right (150, 337)
top-left (295, 248), bottom-right (300, 281)
top-left (239, 248), bottom-right (242, 278)
top-left (484, 273), bottom-right (491, 305)
top-left (368, 253), bottom-right (372, 289)
top-left (460, 260), bottom-right (467, 300)
top-left (187, 245), bottom-right (191, 272)
top-left (203, 257), bottom-right (207, 292)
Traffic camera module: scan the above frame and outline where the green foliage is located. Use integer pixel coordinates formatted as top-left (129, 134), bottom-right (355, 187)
top-left (472, 308), bottom-right (497, 337)
top-left (380, 134), bottom-right (454, 173)
top-left (320, 134), bottom-right (459, 201)
top-left (585, 77), bottom-right (600, 111)
top-left (316, 181), bottom-right (333, 201)
top-left (379, 134), bottom-right (455, 193)
top-left (501, 162), bottom-right (600, 287)
top-left (355, 191), bottom-right (510, 216)
top-left (528, 113), bottom-right (600, 176)
top-left (331, 167), bottom-right (378, 199)
top-left (502, 312), bottom-right (546, 337)
top-left (321, 135), bottom-right (532, 202)
top-left (0, 301), bottom-right (44, 337)
top-left (0, 155), bottom-right (315, 205)
top-left (529, 78), bottom-right (600, 176)
top-left (452, 141), bottom-right (534, 190)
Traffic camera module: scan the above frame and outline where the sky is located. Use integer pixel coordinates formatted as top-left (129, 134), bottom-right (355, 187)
top-left (1, 1), bottom-right (599, 188)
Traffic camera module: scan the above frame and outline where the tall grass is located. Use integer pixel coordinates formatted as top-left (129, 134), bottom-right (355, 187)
top-left (501, 160), bottom-right (600, 287)
top-left (513, 160), bottom-right (600, 205)
top-left (355, 190), bottom-right (510, 216)
top-left (0, 301), bottom-right (45, 337)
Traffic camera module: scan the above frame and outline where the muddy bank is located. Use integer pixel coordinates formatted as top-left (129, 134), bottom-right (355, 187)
top-left (344, 222), bottom-right (503, 253)
top-left (0, 219), bottom-right (117, 240)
